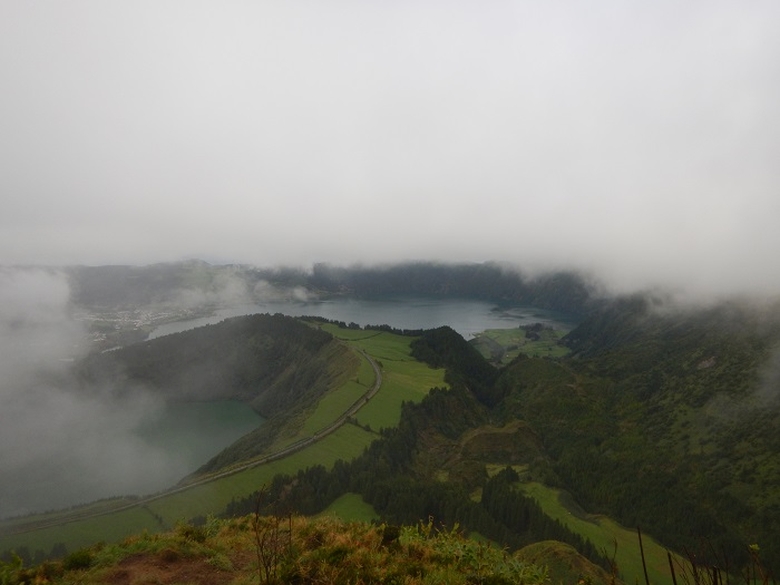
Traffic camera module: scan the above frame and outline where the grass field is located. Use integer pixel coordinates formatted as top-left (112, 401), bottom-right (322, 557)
top-left (0, 506), bottom-right (162, 558)
top-left (299, 378), bottom-right (369, 436)
top-left (320, 493), bottom-right (379, 523)
top-left (318, 325), bottom-right (447, 430)
top-left (355, 360), bottom-right (446, 430)
top-left (519, 482), bottom-right (679, 585)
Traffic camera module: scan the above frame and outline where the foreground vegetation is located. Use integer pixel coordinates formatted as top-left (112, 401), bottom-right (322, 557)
top-left (0, 514), bottom-right (563, 585)
top-left (3, 512), bottom-right (772, 585)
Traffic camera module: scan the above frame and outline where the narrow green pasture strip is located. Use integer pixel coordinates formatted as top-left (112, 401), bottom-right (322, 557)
top-left (148, 424), bottom-right (378, 525)
top-left (0, 507), bottom-right (159, 557)
top-left (300, 379), bottom-right (369, 436)
top-left (349, 332), bottom-right (419, 362)
top-left (282, 349), bottom-right (376, 442)
top-left (268, 347), bottom-right (369, 451)
top-left (354, 354), bottom-right (377, 386)
top-left (520, 482), bottom-right (676, 585)
top-left (320, 493), bottom-right (379, 523)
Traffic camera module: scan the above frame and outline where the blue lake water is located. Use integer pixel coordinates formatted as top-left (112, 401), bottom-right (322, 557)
top-left (149, 297), bottom-right (579, 340)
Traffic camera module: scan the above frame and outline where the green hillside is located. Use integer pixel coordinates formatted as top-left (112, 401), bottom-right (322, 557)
top-left (1, 514), bottom-right (597, 585)
top-left (4, 290), bottom-right (779, 584)
top-left (553, 298), bottom-right (780, 568)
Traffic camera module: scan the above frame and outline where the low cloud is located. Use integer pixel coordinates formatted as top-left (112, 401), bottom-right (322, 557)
top-left (172, 271), bottom-right (253, 309)
top-left (0, 270), bottom-right (190, 518)
top-left (253, 280), bottom-right (314, 303)
top-left (1, 2), bottom-right (778, 300)
top-left (755, 342), bottom-right (780, 408)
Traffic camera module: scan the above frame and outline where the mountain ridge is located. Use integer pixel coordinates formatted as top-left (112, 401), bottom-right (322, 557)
top-left (3, 263), bottom-right (780, 580)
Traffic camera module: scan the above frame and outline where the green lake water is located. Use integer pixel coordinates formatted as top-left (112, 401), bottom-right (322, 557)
top-left (2, 401), bottom-right (263, 518)
top-left (133, 400), bottom-right (263, 482)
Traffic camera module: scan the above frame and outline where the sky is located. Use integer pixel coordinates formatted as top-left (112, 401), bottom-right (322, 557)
top-left (1, 1), bottom-right (779, 297)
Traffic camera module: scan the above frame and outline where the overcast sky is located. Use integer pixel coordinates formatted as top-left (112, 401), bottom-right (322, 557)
top-left (1, 1), bottom-right (779, 296)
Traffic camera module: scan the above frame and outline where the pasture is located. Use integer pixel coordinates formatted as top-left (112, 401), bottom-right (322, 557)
top-left (320, 493), bottom-right (379, 523)
top-left (322, 326), bottom-right (448, 429)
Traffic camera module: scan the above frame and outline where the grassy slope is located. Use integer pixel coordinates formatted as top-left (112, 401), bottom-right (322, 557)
top-left (519, 482), bottom-right (676, 585)
top-left (320, 325), bottom-right (448, 430)
top-left (320, 493), bottom-right (379, 523)
top-left (516, 540), bottom-right (617, 585)
top-left (3, 515), bottom-right (556, 585)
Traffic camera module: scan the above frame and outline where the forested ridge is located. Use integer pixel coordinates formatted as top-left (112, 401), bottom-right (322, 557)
top-left (306, 262), bottom-right (597, 315)
top-left (66, 260), bottom-right (598, 316)
top-left (76, 313), bottom-right (341, 415)
top-left (549, 297), bottom-right (780, 569)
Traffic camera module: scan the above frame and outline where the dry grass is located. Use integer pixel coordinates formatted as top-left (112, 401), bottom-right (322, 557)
top-left (2, 515), bottom-right (550, 585)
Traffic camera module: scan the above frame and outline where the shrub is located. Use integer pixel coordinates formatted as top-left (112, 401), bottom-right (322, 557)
top-left (62, 549), bottom-right (93, 571)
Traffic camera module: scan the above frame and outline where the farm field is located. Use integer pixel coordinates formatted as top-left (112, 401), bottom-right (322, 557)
top-left (322, 326), bottom-right (448, 430)
top-left (320, 493), bottom-right (379, 523)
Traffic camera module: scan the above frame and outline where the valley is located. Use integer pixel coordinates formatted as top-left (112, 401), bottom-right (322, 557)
top-left (2, 262), bottom-right (779, 585)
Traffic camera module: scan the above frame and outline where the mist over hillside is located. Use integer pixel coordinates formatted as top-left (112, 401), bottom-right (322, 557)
top-left (0, 268), bottom-right (182, 517)
top-left (3, 3), bottom-right (779, 576)
top-left (2, 260), bottom-right (780, 577)
top-left (0, 263), bottom-right (351, 518)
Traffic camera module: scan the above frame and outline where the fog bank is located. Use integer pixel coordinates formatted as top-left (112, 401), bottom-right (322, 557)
top-left (0, 270), bottom-right (191, 518)
top-left (1, 2), bottom-right (779, 299)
